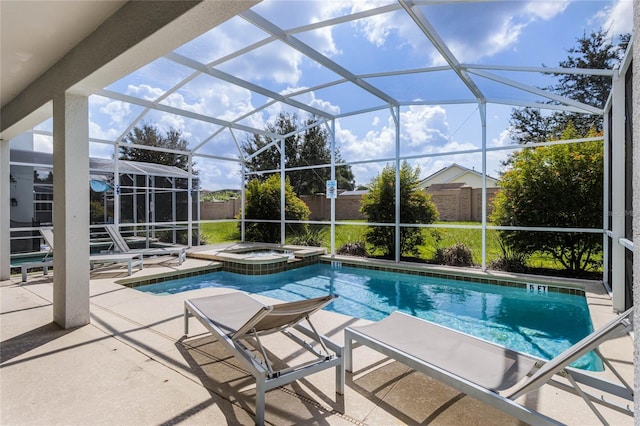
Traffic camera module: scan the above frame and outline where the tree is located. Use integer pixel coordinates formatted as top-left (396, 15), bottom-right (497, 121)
top-left (120, 123), bottom-right (192, 172)
top-left (242, 113), bottom-right (355, 195)
top-left (491, 122), bottom-right (603, 274)
top-left (510, 29), bottom-right (629, 144)
top-left (360, 162), bottom-right (438, 258)
top-left (242, 174), bottom-right (310, 243)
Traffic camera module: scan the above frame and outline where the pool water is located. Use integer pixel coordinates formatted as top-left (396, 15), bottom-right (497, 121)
top-left (136, 263), bottom-right (602, 370)
top-left (10, 253), bottom-right (50, 266)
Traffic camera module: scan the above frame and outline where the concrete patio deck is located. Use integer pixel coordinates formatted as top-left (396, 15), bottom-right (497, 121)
top-left (1, 256), bottom-right (634, 425)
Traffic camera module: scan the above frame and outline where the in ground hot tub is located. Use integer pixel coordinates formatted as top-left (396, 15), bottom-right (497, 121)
top-left (190, 244), bottom-right (325, 274)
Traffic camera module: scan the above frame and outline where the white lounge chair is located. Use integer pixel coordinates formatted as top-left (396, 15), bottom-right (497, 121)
top-left (345, 308), bottom-right (634, 426)
top-left (17, 256), bottom-right (53, 283)
top-left (104, 224), bottom-right (186, 265)
top-left (19, 229), bottom-right (143, 282)
top-left (184, 292), bottom-right (344, 425)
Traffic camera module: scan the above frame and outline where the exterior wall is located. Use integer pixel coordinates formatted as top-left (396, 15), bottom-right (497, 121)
top-left (200, 199), bottom-right (241, 220)
top-left (200, 188), bottom-right (498, 222)
top-left (299, 194), bottom-right (366, 221)
top-left (426, 186), bottom-right (498, 221)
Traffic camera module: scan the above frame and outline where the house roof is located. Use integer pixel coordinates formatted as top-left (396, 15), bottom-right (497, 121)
top-left (420, 163), bottom-right (498, 186)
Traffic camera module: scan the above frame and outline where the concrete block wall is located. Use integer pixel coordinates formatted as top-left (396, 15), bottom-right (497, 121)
top-left (200, 199), bottom-right (241, 220)
top-left (426, 186), bottom-right (498, 221)
top-left (199, 188), bottom-right (498, 222)
top-left (299, 194), bottom-right (367, 221)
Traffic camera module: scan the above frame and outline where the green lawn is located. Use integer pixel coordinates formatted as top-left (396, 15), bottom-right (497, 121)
top-left (333, 221), bottom-right (598, 272)
top-left (200, 221), bottom-right (241, 244)
top-left (333, 221), bottom-right (502, 264)
top-left (198, 220), bottom-right (601, 273)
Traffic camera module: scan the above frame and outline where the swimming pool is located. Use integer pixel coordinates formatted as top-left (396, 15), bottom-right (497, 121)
top-left (134, 263), bottom-right (601, 370)
top-left (10, 253), bottom-right (50, 267)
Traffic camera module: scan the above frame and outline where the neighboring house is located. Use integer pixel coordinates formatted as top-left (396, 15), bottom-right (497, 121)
top-left (420, 164), bottom-right (500, 222)
top-left (419, 163), bottom-right (499, 189)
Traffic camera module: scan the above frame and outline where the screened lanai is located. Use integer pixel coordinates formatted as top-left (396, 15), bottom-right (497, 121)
top-left (0, 1), bottom-right (636, 329)
top-left (8, 148), bottom-right (199, 251)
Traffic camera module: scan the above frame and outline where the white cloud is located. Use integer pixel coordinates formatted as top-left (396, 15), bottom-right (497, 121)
top-left (523, 2), bottom-right (570, 20)
top-left (280, 87), bottom-right (341, 116)
top-left (399, 106), bottom-right (449, 151)
top-left (98, 101), bottom-right (131, 126)
top-left (594, 0), bottom-right (633, 36)
top-left (125, 84), bottom-right (164, 102)
top-left (89, 120), bottom-right (121, 141)
top-left (492, 129), bottom-right (513, 147)
top-left (351, 1), bottom-right (422, 49)
top-left (337, 105), bottom-right (452, 165)
top-left (352, 1), bottom-right (568, 65)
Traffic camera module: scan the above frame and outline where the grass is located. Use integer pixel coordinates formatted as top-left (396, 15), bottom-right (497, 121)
top-left (333, 221), bottom-right (502, 264)
top-left (197, 220), bottom-right (601, 275)
top-left (200, 221), bottom-right (240, 244)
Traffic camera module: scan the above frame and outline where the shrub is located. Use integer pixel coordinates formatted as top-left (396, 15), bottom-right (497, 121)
top-left (360, 161), bottom-right (438, 258)
top-left (242, 175), bottom-right (310, 243)
top-left (436, 243), bottom-right (474, 267)
top-left (288, 227), bottom-right (327, 246)
top-left (337, 241), bottom-right (367, 257)
top-left (488, 239), bottom-right (528, 272)
top-left (491, 123), bottom-right (603, 274)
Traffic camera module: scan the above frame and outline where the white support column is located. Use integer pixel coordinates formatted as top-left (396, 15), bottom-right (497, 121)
top-left (480, 103), bottom-right (487, 271)
top-left (610, 72), bottom-right (626, 312)
top-left (394, 106), bottom-right (401, 263)
top-left (113, 145), bottom-right (120, 226)
top-left (146, 175), bottom-right (151, 247)
top-left (0, 139), bottom-right (10, 280)
top-left (241, 164), bottom-right (246, 242)
top-left (330, 119), bottom-right (336, 256)
top-left (280, 138), bottom-right (286, 245)
top-left (632, 2), bottom-right (639, 419)
top-left (602, 108), bottom-right (610, 289)
top-left (187, 154), bottom-right (193, 247)
top-left (171, 177), bottom-right (176, 244)
top-left (52, 92), bottom-right (90, 328)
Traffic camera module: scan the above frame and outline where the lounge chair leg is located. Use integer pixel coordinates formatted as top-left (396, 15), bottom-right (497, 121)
top-left (344, 333), bottom-right (353, 373)
top-left (566, 372), bottom-right (609, 425)
top-left (255, 378), bottom-right (266, 425)
top-left (336, 365), bottom-right (344, 395)
top-left (184, 308), bottom-right (190, 335)
top-left (336, 348), bottom-right (345, 396)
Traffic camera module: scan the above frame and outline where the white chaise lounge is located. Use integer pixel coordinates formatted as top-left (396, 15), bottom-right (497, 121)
top-left (345, 309), bottom-right (634, 426)
top-left (104, 224), bottom-right (186, 265)
top-left (184, 292), bottom-right (344, 425)
top-left (20, 229), bottom-right (143, 282)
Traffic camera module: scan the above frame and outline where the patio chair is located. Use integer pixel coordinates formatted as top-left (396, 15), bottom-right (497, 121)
top-left (104, 224), bottom-right (186, 265)
top-left (184, 292), bottom-right (344, 425)
top-left (20, 229), bottom-right (144, 282)
top-left (17, 230), bottom-right (54, 282)
top-left (345, 308), bottom-right (634, 426)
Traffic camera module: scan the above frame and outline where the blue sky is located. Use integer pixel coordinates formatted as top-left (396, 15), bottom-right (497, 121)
top-left (30, 0), bottom-right (633, 191)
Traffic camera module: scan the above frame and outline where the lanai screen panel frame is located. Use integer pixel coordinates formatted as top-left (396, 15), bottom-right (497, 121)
top-left (75, 1), bottom-right (624, 296)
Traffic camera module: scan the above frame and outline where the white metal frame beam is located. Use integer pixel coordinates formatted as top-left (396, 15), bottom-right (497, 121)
top-left (398, 0), bottom-right (485, 103)
top-left (240, 9), bottom-right (399, 108)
